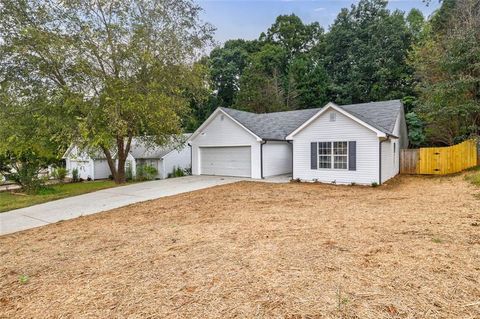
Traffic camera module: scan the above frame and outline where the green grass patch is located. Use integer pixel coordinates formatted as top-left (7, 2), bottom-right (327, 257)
top-left (0, 181), bottom-right (119, 213)
top-left (465, 166), bottom-right (480, 187)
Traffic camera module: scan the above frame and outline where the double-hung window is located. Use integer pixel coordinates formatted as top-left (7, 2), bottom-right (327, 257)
top-left (316, 141), bottom-right (348, 169)
top-left (318, 142), bottom-right (332, 168)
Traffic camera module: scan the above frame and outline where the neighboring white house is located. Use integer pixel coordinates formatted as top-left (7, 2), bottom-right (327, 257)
top-left (189, 100), bottom-right (407, 185)
top-left (63, 134), bottom-right (191, 180)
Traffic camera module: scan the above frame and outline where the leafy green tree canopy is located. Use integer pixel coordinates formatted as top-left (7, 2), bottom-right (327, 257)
top-left (0, 0), bottom-right (214, 183)
top-left (235, 14), bottom-right (328, 113)
top-left (409, 0), bottom-right (480, 145)
top-left (325, 0), bottom-right (414, 104)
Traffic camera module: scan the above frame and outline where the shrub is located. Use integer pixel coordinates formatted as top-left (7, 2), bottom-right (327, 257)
top-left (52, 167), bottom-right (68, 182)
top-left (136, 164), bottom-right (158, 181)
top-left (183, 166), bottom-right (192, 175)
top-left (8, 162), bottom-right (45, 194)
top-left (168, 166), bottom-right (186, 178)
top-left (0, 152), bottom-right (52, 194)
top-left (72, 168), bottom-right (80, 182)
top-left (371, 182), bottom-right (379, 187)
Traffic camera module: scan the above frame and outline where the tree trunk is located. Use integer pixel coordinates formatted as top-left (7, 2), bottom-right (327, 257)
top-left (113, 134), bottom-right (133, 184)
top-left (116, 156), bottom-right (126, 184)
top-left (115, 136), bottom-right (126, 184)
top-left (101, 145), bottom-right (117, 181)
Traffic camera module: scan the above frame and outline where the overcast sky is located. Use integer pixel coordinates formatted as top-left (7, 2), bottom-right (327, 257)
top-left (198, 0), bottom-right (441, 45)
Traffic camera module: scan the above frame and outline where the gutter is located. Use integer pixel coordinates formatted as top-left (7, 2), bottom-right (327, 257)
top-left (262, 138), bottom-right (288, 142)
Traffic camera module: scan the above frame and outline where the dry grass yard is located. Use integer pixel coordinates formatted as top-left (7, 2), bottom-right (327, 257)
top-left (1, 174), bottom-right (480, 318)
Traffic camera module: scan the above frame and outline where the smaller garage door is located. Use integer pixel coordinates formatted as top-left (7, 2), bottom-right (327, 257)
top-left (94, 160), bottom-right (111, 180)
top-left (200, 146), bottom-right (251, 177)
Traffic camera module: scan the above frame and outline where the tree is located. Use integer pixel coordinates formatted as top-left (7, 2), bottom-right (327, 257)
top-left (325, 0), bottom-right (414, 104)
top-left (406, 8), bottom-right (426, 41)
top-left (405, 112), bottom-right (426, 147)
top-left (209, 39), bottom-right (260, 107)
top-left (0, 0), bottom-right (213, 183)
top-left (409, 0), bottom-right (480, 145)
top-left (235, 14), bottom-right (328, 112)
top-left (235, 44), bottom-right (287, 113)
top-left (0, 84), bottom-right (59, 193)
top-left (289, 54), bottom-right (329, 109)
top-left (263, 14), bottom-right (323, 60)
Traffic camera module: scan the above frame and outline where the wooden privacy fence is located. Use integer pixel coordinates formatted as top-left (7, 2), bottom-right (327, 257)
top-left (401, 139), bottom-right (479, 175)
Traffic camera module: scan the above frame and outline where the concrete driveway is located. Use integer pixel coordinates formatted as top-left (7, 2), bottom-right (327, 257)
top-left (0, 175), bottom-right (249, 236)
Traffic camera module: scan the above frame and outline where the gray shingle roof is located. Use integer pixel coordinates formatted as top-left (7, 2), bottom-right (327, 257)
top-left (220, 107), bottom-right (321, 140)
top-left (129, 134), bottom-right (191, 159)
top-left (338, 100), bottom-right (402, 135)
top-left (220, 100), bottom-right (402, 140)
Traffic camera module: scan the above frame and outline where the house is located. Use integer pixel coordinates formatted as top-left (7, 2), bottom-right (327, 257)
top-left (63, 134), bottom-right (191, 180)
top-left (188, 100), bottom-right (407, 185)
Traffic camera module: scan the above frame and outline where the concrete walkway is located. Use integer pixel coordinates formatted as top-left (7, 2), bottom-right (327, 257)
top-left (0, 175), bottom-right (252, 236)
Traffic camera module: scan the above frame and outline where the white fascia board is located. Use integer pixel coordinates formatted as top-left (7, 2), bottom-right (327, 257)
top-left (62, 144), bottom-right (75, 159)
top-left (286, 102), bottom-right (387, 139)
top-left (188, 108), bottom-right (262, 143)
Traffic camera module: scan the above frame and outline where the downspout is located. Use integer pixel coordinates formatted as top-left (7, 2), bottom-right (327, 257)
top-left (260, 140), bottom-right (267, 179)
top-left (188, 142), bottom-right (192, 175)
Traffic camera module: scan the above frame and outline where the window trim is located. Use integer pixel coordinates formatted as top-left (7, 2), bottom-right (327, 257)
top-left (315, 141), bottom-right (349, 170)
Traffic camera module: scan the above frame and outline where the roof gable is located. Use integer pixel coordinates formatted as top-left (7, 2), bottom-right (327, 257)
top-left (189, 108), bottom-right (262, 142)
top-left (286, 100), bottom-right (402, 139)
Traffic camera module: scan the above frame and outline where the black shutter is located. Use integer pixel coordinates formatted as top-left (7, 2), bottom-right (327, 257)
top-left (348, 141), bottom-right (356, 171)
top-left (311, 142), bottom-right (317, 169)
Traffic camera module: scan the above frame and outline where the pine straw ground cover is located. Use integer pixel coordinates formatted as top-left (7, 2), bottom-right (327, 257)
top-left (1, 175), bottom-right (480, 319)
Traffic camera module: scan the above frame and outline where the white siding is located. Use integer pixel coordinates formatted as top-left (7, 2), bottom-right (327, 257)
top-left (292, 109), bottom-right (380, 185)
top-left (380, 113), bottom-right (404, 183)
top-left (190, 112), bottom-right (261, 178)
top-left (263, 141), bottom-right (292, 177)
top-left (162, 144), bottom-right (192, 178)
top-left (380, 139), bottom-right (395, 183)
top-left (125, 154), bottom-right (136, 179)
top-left (67, 159), bottom-right (93, 180)
top-left (65, 146), bottom-right (94, 180)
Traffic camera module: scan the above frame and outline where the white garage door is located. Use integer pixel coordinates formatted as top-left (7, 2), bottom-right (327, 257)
top-left (200, 146), bottom-right (251, 177)
top-left (94, 160), bottom-right (111, 180)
